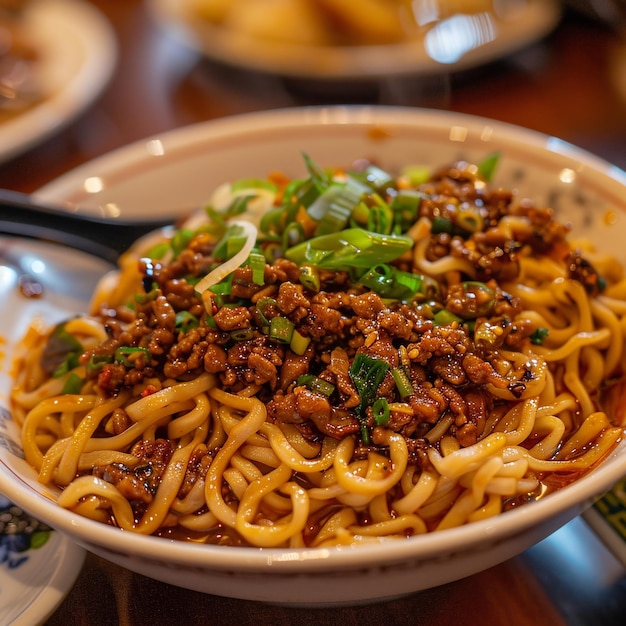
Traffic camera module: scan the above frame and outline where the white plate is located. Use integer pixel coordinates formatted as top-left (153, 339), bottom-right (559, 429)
top-left (147, 0), bottom-right (561, 80)
top-left (0, 238), bottom-right (108, 620)
top-left (4, 107), bottom-right (626, 605)
top-left (0, 494), bottom-right (85, 625)
top-left (0, 0), bottom-right (117, 164)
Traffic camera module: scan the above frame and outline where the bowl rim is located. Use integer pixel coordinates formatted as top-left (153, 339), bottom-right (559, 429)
top-left (3, 104), bottom-right (626, 573)
top-left (34, 105), bottom-right (626, 213)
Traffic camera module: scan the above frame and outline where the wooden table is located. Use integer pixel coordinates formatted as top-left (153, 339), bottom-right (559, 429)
top-left (2, 2), bottom-right (625, 624)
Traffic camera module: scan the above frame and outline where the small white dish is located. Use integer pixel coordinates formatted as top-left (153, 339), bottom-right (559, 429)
top-left (0, 237), bottom-right (106, 618)
top-left (147, 0), bottom-right (561, 80)
top-left (0, 494), bottom-right (85, 626)
top-left (3, 106), bottom-right (626, 605)
top-left (0, 0), bottom-right (117, 164)
top-left (582, 476), bottom-right (626, 567)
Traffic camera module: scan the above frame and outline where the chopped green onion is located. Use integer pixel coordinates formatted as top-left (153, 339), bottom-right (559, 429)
top-left (433, 309), bottom-right (463, 326)
top-left (285, 228), bottom-right (413, 272)
top-left (372, 397), bottom-right (390, 426)
top-left (349, 352), bottom-right (390, 443)
top-left (299, 265), bottom-right (320, 292)
top-left (175, 311), bottom-right (199, 333)
top-left (260, 205), bottom-right (288, 238)
top-left (269, 317), bottom-right (294, 343)
top-left (296, 374), bottom-right (335, 396)
top-left (135, 286), bottom-right (159, 304)
top-left (456, 210), bottom-right (484, 234)
top-left (308, 177), bottom-right (370, 235)
top-left (230, 178), bottom-right (277, 193)
top-left (390, 190), bottom-right (422, 232)
top-left (530, 327), bottom-right (549, 345)
top-left (171, 228), bottom-right (194, 258)
top-left (256, 297), bottom-right (276, 329)
top-left (87, 354), bottom-right (112, 374)
top-left (248, 251), bottom-right (266, 286)
top-left (361, 164), bottom-right (394, 189)
top-left (350, 201), bottom-right (370, 226)
top-left (209, 273), bottom-right (233, 296)
top-left (477, 152), bottom-right (500, 182)
top-left (366, 196), bottom-right (393, 235)
top-left (51, 352), bottom-right (81, 377)
top-left (289, 329), bottom-right (310, 355)
top-left (280, 178), bottom-right (320, 222)
top-left (430, 216), bottom-right (456, 235)
top-left (401, 165), bottom-right (432, 186)
top-left (282, 221), bottom-right (305, 249)
top-left (302, 153), bottom-right (330, 190)
top-left (391, 367), bottom-right (413, 398)
top-left (61, 372), bottom-right (84, 395)
top-left (145, 241), bottom-right (170, 260)
top-left (42, 323), bottom-right (83, 378)
top-left (213, 223), bottom-right (252, 260)
top-left (227, 235), bottom-right (249, 259)
top-left (263, 242), bottom-right (282, 263)
top-left (211, 192), bottom-right (253, 221)
top-left (114, 347), bottom-right (151, 368)
top-left (358, 264), bottom-right (426, 301)
top-left (473, 320), bottom-right (501, 348)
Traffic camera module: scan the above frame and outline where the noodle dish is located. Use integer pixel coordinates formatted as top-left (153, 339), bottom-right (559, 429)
top-left (1, 107), bottom-right (625, 604)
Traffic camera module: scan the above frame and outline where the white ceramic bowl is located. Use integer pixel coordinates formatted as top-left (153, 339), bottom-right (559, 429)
top-left (2, 106), bottom-right (626, 605)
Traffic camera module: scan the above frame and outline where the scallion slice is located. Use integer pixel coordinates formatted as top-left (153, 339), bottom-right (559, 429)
top-left (308, 177), bottom-right (371, 235)
top-left (391, 367), bottom-right (413, 398)
top-left (358, 264), bottom-right (426, 301)
top-left (269, 317), bottom-right (294, 343)
top-left (114, 347), bottom-right (151, 368)
top-left (372, 397), bottom-right (390, 426)
top-left (248, 251), bottom-right (266, 286)
top-left (289, 329), bottom-right (310, 355)
top-left (477, 151), bottom-right (500, 181)
top-left (61, 372), bottom-right (84, 395)
top-left (296, 374), bottom-right (335, 396)
top-left (285, 228), bottom-right (413, 272)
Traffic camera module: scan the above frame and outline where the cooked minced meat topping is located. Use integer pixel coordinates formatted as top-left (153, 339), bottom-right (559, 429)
top-left (45, 157), bottom-right (603, 497)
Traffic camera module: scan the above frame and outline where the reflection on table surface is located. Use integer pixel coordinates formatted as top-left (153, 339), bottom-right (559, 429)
top-left (0, 1), bottom-right (624, 624)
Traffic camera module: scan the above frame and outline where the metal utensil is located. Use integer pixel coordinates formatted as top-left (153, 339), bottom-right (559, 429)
top-left (0, 188), bottom-right (175, 263)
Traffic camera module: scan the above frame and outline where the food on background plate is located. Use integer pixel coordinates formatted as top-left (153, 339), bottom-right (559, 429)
top-left (0, 5), bottom-right (42, 121)
top-left (189, 0), bottom-right (527, 47)
top-left (11, 153), bottom-right (626, 548)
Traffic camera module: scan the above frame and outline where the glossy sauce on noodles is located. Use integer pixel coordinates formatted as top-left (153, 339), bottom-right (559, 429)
top-left (11, 155), bottom-right (626, 548)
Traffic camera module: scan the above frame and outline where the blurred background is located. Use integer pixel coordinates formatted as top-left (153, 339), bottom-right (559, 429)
top-left (0, 0), bottom-right (624, 195)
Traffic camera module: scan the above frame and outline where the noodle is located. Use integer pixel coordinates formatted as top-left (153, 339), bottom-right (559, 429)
top-left (10, 154), bottom-right (626, 548)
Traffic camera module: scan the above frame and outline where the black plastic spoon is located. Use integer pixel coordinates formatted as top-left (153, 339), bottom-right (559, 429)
top-left (0, 188), bottom-right (176, 264)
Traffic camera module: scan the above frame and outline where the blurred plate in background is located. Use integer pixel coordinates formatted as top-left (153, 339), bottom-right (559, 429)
top-left (0, 0), bottom-right (117, 164)
top-left (147, 0), bottom-right (561, 80)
